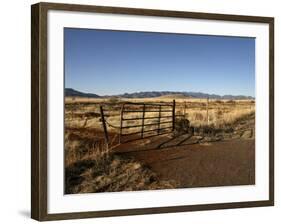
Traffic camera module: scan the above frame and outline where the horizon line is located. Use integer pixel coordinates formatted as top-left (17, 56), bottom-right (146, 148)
top-left (65, 87), bottom-right (255, 98)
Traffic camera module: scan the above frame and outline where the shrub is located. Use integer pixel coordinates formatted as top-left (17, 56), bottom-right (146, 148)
top-left (175, 118), bottom-right (190, 134)
top-left (226, 100), bottom-right (236, 104)
top-left (215, 100), bottom-right (223, 104)
top-left (108, 97), bottom-right (120, 104)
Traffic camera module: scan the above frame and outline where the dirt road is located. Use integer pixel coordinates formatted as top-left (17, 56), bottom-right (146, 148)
top-left (114, 134), bottom-right (255, 188)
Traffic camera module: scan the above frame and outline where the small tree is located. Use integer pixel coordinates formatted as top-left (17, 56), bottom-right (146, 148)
top-left (108, 97), bottom-right (120, 104)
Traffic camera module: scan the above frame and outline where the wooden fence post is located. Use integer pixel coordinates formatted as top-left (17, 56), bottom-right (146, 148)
top-left (206, 97), bottom-right (209, 126)
top-left (141, 104), bottom-right (146, 138)
top-left (100, 105), bottom-right (109, 146)
top-left (172, 100), bottom-right (176, 131)
top-left (158, 105), bottom-right (162, 134)
top-left (119, 104), bottom-right (124, 144)
top-left (184, 101), bottom-right (186, 118)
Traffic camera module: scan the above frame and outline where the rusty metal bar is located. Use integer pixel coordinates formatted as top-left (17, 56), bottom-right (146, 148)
top-left (121, 121), bottom-right (172, 129)
top-left (121, 131), bottom-right (142, 136)
top-left (121, 126), bottom-right (173, 136)
top-left (123, 101), bottom-right (173, 107)
top-left (122, 115), bottom-right (172, 120)
top-left (123, 110), bottom-right (172, 113)
top-left (143, 126), bottom-right (173, 134)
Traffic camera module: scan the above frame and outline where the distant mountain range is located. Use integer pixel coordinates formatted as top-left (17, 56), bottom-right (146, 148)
top-left (65, 88), bottom-right (254, 100)
top-left (65, 88), bottom-right (100, 98)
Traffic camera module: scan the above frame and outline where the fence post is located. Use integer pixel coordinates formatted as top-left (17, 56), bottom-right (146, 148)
top-left (119, 104), bottom-right (124, 144)
top-left (100, 105), bottom-right (109, 146)
top-left (141, 104), bottom-right (146, 138)
top-left (158, 105), bottom-right (162, 134)
top-left (206, 97), bottom-right (209, 126)
top-left (172, 100), bottom-right (176, 131)
top-left (184, 101), bottom-right (187, 118)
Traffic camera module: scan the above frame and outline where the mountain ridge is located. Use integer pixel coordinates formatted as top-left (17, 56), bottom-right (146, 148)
top-left (65, 88), bottom-right (101, 98)
top-left (65, 88), bottom-right (254, 100)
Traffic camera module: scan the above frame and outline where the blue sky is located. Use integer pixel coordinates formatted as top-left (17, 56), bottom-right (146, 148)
top-left (64, 28), bottom-right (255, 97)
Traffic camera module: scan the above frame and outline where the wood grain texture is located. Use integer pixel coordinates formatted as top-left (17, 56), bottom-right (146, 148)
top-left (269, 19), bottom-right (274, 204)
top-left (31, 3), bottom-right (48, 221)
top-left (31, 3), bottom-right (40, 220)
top-left (31, 2), bottom-right (274, 221)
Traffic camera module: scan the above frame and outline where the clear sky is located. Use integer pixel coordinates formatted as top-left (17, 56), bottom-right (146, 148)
top-left (64, 28), bottom-right (255, 97)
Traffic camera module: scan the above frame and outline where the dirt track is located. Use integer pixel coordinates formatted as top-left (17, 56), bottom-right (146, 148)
top-left (114, 120), bottom-right (255, 188)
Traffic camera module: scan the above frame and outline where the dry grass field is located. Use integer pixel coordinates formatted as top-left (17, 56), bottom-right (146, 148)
top-left (65, 96), bottom-right (254, 131)
top-left (64, 96), bottom-right (255, 194)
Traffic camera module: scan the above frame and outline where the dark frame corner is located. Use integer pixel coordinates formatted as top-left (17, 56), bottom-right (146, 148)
top-left (31, 2), bottom-right (274, 221)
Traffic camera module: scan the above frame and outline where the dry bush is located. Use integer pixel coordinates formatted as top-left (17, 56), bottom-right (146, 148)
top-left (226, 100), bottom-right (236, 104)
top-left (214, 100), bottom-right (223, 104)
top-left (65, 131), bottom-right (110, 167)
top-left (107, 97), bottom-right (120, 104)
top-left (175, 118), bottom-right (191, 134)
top-left (216, 110), bottom-right (223, 117)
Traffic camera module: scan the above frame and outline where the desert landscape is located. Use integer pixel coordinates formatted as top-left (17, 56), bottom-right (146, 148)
top-left (64, 28), bottom-right (256, 194)
top-left (64, 89), bottom-right (255, 194)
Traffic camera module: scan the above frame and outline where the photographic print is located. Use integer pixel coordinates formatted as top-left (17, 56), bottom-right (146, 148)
top-left (31, 3), bottom-right (274, 220)
top-left (64, 28), bottom-right (256, 194)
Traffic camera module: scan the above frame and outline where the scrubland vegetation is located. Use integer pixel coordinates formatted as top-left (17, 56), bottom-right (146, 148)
top-left (65, 129), bottom-right (178, 194)
top-left (65, 96), bottom-right (255, 193)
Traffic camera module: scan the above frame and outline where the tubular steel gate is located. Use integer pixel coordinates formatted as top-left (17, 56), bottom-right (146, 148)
top-left (100, 100), bottom-right (176, 144)
top-left (118, 100), bottom-right (175, 143)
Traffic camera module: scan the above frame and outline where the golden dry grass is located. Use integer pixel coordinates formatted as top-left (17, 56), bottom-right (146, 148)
top-left (183, 107), bottom-right (255, 128)
top-left (65, 97), bottom-right (255, 131)
top-left (64, 129), bottom-right (178, 194)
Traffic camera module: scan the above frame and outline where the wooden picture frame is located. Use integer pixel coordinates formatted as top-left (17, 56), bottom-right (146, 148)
top-left (31, 2), bottom-right (274, 221)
